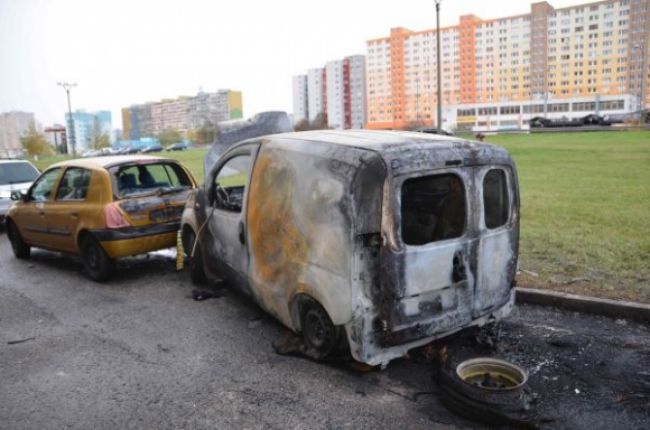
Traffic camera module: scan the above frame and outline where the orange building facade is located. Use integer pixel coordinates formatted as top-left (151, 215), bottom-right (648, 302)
top-left (366, 0), bottom-right (650, 130)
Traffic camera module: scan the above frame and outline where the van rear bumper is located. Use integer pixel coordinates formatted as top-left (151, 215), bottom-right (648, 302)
top-left (348, 290), bottom-right (515, 367)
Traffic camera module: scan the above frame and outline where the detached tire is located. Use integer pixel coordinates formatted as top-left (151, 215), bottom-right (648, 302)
top-left (184, 229), bottom-right (206, 285)
top-left (7, 221), bottom-right (30, 259)
top-left (300, 300), bottom-right (341, 360)
top-left (80, 235), bottom-right (115, 282)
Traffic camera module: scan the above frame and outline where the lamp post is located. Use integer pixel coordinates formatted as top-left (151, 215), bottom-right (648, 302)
top-left (435, 0), bottom-right (443, 131)
top-left (57, 81), bottom-right (77, 156)
top-left (633, 43), bottom-right (647, 118)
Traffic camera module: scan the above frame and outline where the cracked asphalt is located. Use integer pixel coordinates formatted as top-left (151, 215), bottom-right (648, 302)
top-left (1, 236), bottom-right (648, 430)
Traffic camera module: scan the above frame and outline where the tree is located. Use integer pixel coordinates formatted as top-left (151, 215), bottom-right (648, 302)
top-left (20, 122), bottom-right (52, 157)
top-left (158, 128), bottom-right (183, 147)
top-left (189, 124), bottom-right (217, 146)
top-left (91, 118), bottom-right (111, 149)
top-left (293, 113), bottom-right (329, 131)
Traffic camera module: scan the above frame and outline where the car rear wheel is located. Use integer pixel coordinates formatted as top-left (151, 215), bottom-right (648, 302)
top-left (300, 300), bottom-right (341, 360)
top-left (184, 229), bottom-right (207, 285)
top-left (7, 221), bottom-right (30, 259)
top-left (80, 235), bottom-right (115, 282)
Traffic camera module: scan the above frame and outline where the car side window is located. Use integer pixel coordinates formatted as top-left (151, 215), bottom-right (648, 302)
top-left (212, 155), bottom-right (252, 212)
top-left (29, 168), bottom-right (62, 202)
top-left (56, 168), bottom-right (92, 201)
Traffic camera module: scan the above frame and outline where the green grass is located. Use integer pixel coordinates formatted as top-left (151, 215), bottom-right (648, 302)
top-left (31, 131), bottom-right (650, 302)
top-left (486, 131), bottom-right (650, 302)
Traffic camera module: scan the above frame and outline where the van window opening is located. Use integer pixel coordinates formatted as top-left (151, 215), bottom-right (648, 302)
top-left (401, 174), bottom-right (466, 245)
top-left (483, 169), bottom-right (510, 229)
top-left (213, 155), bottom-right (251, 212)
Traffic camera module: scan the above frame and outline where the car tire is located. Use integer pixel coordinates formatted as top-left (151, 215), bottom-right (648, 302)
top-left (184, 229), bottom-right (207, 285)
top-left (300, 300), bottom-right (341, 360)
top-left (80, 235), bottom-right (115, 282)
top-left (7, 221), bottom-right (31, 259)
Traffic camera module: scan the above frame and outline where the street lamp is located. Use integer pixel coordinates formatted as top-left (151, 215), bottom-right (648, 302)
top-left (633, 43), bottom-right (647, 118)
top-left (57, 81), bottom-right (77, 156)
top-left (435, 0), bottom-right (443, 131)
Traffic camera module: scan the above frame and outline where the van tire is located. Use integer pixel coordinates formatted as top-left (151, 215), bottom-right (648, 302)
top-left (184, 229), bottom-right (206, 285)
top-left (80, 235), bottom-right (115, 282)
top-left (300, 300), bottom-right (341, 360)
top-left (7, 221), bottom-right (30, 259)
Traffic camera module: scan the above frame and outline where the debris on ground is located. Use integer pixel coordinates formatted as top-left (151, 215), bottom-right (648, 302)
top-left (7, 336), bottom-right (35, 345)
top-left (190, 289), bottom-right (223, 301)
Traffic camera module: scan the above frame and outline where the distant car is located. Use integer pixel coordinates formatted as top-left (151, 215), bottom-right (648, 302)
top-left (82, 150), bottom-right (101, 158)
top-left (0, 159), bottom-right (40, 226)
top-left (166, 142), bottom-right (188, 151)
top-left (416, 127), bottom-right (454, 136)
top-left (140, 144), bottom-right (163, 153)
top-left (4, 155), bottom-right (197, 281)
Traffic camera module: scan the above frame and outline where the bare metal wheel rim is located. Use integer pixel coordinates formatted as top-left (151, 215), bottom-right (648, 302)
top-left (304, 309), bottom-right (334, 349)
top-left (456, 357), bottom-right (528, 391)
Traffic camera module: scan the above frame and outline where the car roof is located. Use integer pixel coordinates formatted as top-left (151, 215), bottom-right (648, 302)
top-left (0, 159), bottom-right (36, 165)
top-left (49, 155), bottom-right (169, 170)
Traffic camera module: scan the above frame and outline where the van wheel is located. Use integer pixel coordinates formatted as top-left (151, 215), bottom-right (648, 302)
top-left (80, 235), bottom-right (115, 282)
top-left (7, 221), bottom-right (30, 259)
top-left (184, 229), bottom-right (206, 285)
top-left (301, 300), bottom-right (340, 360)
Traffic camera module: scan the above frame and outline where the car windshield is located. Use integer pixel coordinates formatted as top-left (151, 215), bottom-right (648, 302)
top-left (112, 162), bottom-right (192, 198)
top-left (0, 162), bottom-right (39, 185)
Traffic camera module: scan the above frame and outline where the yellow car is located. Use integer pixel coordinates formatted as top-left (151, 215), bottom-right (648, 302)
top-left (4, 155), bottom-right (197, 281)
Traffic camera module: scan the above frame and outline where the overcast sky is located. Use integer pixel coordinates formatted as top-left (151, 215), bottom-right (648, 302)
top-left (1, 0), bottom-right (588, 129)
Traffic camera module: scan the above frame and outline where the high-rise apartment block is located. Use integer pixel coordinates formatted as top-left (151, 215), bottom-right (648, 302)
top-left (293, 55), bottom-right (366, 129)
top-left (292, 75), bottom-right (309, 124)
top-left (122, 90), bottom-right (243, 140)
top-left (366, 0), bottom-right (650, 131)
top-left (65, 110), bottom-right (113, 153)
top-left (0, 111), bottom-right (35, 157)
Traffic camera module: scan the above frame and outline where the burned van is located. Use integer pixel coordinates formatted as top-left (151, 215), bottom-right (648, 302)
top-left (182, 130), bottom-right (519, 367)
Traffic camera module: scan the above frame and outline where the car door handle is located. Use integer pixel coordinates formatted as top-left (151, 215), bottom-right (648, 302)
top-left (71, 212), bottom-right (79, 218)
top-left (39, 211), bottom-right (45, 216)
top-left (238, 221), bottom-right (246, 245)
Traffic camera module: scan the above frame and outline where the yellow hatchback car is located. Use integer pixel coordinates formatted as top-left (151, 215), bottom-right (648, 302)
top-left (4, 155), bottom-right (197, 281)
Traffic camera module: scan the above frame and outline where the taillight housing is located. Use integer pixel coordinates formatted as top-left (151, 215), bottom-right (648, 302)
top-left (104, 202), bottom-right (130, 229)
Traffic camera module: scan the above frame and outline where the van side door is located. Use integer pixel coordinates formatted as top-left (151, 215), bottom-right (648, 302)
top-left (204, 143), bottom-right (260, 286)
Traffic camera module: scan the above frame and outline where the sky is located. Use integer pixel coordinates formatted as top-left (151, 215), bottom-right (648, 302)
top-left (0, 0), bottom-right (591, 130)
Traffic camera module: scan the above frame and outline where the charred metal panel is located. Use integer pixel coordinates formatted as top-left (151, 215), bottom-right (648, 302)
top-left (203, 112), bottom-right (292, 175)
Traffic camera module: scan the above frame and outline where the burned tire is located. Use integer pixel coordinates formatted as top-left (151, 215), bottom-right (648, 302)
top-left (7, 221), bottom-right (30, 259)
top-left (184, 229), bottom-right (206, 285)
top-left (300, 300), bottom-right (341, 360)
top-left (80, 235), bottom-right (115, 282)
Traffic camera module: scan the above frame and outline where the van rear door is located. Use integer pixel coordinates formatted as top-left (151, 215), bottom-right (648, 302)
top-left (473, 166), bottom-right (518, 316)
top-left (381, 168), bottom-right (477, 345)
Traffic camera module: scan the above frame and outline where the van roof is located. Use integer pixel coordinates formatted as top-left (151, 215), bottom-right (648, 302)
top-left (276, 130), bottom-right (463, 150)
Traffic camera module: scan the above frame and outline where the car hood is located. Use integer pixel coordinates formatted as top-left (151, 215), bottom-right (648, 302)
top-left (0, 181), bottom-right (32, 198)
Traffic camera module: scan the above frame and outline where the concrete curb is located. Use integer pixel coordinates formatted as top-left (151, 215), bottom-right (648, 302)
top-left (516, 287), bottom-right (650, 323)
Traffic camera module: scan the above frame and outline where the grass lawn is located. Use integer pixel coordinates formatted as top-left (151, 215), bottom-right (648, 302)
top-left (31, 130), bottom-right (650, 302)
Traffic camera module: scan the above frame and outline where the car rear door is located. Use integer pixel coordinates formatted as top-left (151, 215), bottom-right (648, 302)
top-left (45, 167), bottom-right (94, 252)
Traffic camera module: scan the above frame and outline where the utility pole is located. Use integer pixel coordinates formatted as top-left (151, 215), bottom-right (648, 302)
top-left (57, 82), bottom-right (77, 156)
top-left (435, 0), bottom-right (443, 131)
top-left (634, 43), bottom-right (647, 118)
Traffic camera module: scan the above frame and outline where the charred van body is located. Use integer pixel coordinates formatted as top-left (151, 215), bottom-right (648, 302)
top-left (182, 129), bottom-right (520, 366)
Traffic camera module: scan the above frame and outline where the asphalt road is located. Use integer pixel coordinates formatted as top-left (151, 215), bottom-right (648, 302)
top-left (1, 236), bottom-right (648, 430)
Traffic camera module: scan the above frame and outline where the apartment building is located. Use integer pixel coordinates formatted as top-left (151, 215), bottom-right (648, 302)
top-left (294, 56), bottom-right (367, 129)
top-left (0, 111), bottom-right (35, 157)
top-left (65, 110), bottom-right (112, 153)
top-left (122, 90), bottom-right (243, 139)
top-left (292, 75), bottom-right (309, 123)
top-left (366, 0), bottom-right (650, 131)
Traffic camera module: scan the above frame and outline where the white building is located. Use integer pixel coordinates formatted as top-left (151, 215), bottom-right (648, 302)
top-left (326, 60), bottom-right (345, 129)
top-left (307, 68), bottom-right (326, 123)
top-left (292, 75), bottom-right (309, 124)
top-left (347, 55), bottom-right (367, 129)
top-left (0, 111), bottom-right (35, 157)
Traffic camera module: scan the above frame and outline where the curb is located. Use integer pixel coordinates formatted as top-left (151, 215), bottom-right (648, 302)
top-left (515, 287), bottom-right (650, 324)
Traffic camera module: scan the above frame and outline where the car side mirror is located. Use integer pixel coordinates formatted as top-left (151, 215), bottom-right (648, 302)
top-left (10, 191), bottom-right (26, 202)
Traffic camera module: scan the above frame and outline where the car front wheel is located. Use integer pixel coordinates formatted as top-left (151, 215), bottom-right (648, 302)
top-left (80, 235), bottom-right (115, 282)
top-left (7, 221), bottom-right (31, 259)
